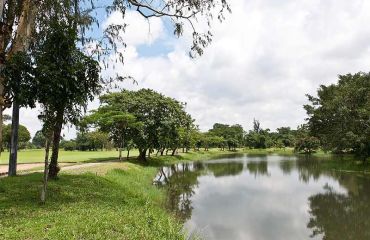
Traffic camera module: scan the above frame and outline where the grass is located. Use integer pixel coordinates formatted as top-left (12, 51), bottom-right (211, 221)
top-left (0, 163), bottom-right (187, 240)
top-left (0, 149), bottom-right (139, 165)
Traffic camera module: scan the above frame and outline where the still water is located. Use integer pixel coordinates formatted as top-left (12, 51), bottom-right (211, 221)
top-left (154, 154), bottom-right (370, 240)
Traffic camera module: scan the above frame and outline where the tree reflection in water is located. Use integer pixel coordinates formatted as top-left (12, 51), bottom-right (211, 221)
top-left (246, 161), bottom-right (269, 177)
top-left (154, 162), bottom-right (204, 221)
top-left (153, 160), bottom-right (245, 222)
top-left (154, 156), bottom-right (370, 239)
top-left (307, 175), bottom-right (370, 240)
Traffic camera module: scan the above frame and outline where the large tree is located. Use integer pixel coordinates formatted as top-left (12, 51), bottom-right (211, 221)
top-left (89, 89), bottom-right (190, 161)
top-left (84, 110), bottom-right (137, 160)
top-left (0, 0), bottom-right (230, 151)
top-left (304, 73), bottom-right (370, 159)
top-left (34, 21), bottom-right (101, 178)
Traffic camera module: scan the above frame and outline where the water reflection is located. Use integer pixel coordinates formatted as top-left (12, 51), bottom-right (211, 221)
top-left (154, 155), bottom-right (370, 240)
top-left (307, 175), bottom-right (370, 240)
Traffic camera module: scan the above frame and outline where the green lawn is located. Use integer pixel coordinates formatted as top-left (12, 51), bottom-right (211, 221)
top-left (0, 162), bottom-right (187, 239)
top-left (0, 149), bottom-right (140, 165)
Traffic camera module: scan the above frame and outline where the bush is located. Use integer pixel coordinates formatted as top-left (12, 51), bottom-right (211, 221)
top-left (62, 140), bottom-right (77, 151)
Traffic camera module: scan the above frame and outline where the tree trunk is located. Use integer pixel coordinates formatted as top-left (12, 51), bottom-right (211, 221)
top-left (0, 0), bottom-right (38, 156)
top-left (171, 148), bottom-right (177, 156)
top-left (138, 148), bottom-right (147, 161)
top-left (118, 136), bottom-right (124, 161)
top-left (118, 147), bottom-right (122, 161)
top-left (8, 100), bottom-right (19, 176)
top-left (48, 110), bottom-right (63, 179)
top-left (160, 148), bottom-right (164, 156)
top-left (126, 148), bottom-right (130, 160)
top-left (41, 135), bottom-right (51, 203)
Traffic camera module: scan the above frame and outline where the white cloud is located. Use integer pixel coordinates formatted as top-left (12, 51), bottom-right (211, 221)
top-left (103, 10), bottom-right (165, 46)
top-left (112, 0), bottom-right (370, 131)
top-left (12, 0), bottom-right (370, 138)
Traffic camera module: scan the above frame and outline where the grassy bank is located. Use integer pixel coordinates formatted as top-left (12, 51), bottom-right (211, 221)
top-left (0, 162), bottom-right (186, 240)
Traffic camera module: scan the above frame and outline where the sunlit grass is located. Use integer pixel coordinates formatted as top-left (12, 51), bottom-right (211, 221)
top-left (0, 149), bottom-right (140, 164)
top-left (0, 163), bottom-right (186, 240)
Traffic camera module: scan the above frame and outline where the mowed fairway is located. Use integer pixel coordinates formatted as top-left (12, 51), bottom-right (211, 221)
top-left (0, 149), bottom-right (139, 165)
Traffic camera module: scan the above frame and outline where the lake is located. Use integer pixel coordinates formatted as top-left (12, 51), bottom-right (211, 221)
top-left (154, 154), bottom-right (370, 240)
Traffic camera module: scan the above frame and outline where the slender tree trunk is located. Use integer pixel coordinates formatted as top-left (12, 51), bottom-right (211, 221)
top-left (41, 135), bottom-right (51, 203)
top-left (126, 148), bottom-right (130, 160)
top-left (171, 148), bottom-right (177, 156)
top-left (8, 100), bottom-right (19, 176)
top-left (118, 146), bottom-right (122, 161)
top-left (182, 147), bottom-right (185, 153)
top-left (119, 135), bottom-right (124, 161)
top-left (48, 110), bottom-right (63, 179)
top-left (160, 148), bottom-right (164, 156)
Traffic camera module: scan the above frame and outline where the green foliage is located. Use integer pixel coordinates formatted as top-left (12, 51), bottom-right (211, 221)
top-left (60, 140), bottom-right (77, 151)
top-left (32, 130), bottom-right (46, 149)
top-left (2, 52), bottom-right (36, 108)
top-left (294, 125), bottom-right (320, 154)
top-left (208, 123), bottom-right (244, 150)
top-left (304, 72), bottom-right (370, 158)
top-left (75, 131), bottom-right (109, 151)
top-left (87, 89), bottom-right (192, 160)
top-left (35, 21), bottom-right (101, 126)
top-left (245, 120), bottom-right (272, 149)
top-left (2, 124), bottom-right (31, 150)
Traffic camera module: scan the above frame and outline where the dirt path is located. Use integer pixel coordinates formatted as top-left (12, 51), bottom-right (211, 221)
top-left (0, 162), bottom-right (104, 176)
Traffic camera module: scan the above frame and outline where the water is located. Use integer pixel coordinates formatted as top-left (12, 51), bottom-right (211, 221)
top-left (154, 154), bottom-right (370, 240)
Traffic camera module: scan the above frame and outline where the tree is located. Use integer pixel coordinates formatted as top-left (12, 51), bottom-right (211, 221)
top-left (34, 21), bottom-right (101, 179)
top-left (245, 120), bottom-right (272, 149)
top-left (88, 89), bottom-right (190, 161)
top-left (304, 73), bottom-right (370, 159)
top-left (32, 130), bottom-right (46, 148)
top-left (85, 110), bottom-right (137, 160)
top-left (294, 124), bottom-right (320, 154)
top-left (2, 52), bottom-right (35, 175)
top-left (2, 124), bottom-right (30, 150)
top-left (208, 123), bottom-right (244, 150)
top-left (61, 140), bottom-right (77, 151)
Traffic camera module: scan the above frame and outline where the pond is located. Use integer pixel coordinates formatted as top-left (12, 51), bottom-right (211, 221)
top-left (154, 154), bottom-right (370, 240)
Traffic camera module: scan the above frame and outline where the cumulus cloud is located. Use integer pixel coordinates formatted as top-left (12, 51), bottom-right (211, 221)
top-left (108, 0), bottom-right (370, 132)
top-left (12, 0), bottom-right (370, 138)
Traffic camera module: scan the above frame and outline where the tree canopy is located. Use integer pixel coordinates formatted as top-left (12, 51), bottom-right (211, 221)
top-left (304, 72), bottom-right (370, 159)
top-left (85, 89), bottom-right (192, 161)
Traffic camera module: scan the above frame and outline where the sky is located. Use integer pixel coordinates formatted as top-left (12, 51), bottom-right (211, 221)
top-left (8, 0), bottom-right (370, 139)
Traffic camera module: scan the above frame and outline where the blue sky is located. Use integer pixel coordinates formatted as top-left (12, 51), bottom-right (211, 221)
top-left (10, 0), bottom-right (370, 139)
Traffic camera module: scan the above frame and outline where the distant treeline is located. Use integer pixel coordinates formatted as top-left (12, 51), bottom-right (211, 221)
top-left (4, 72), bottom-right (369, 163)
